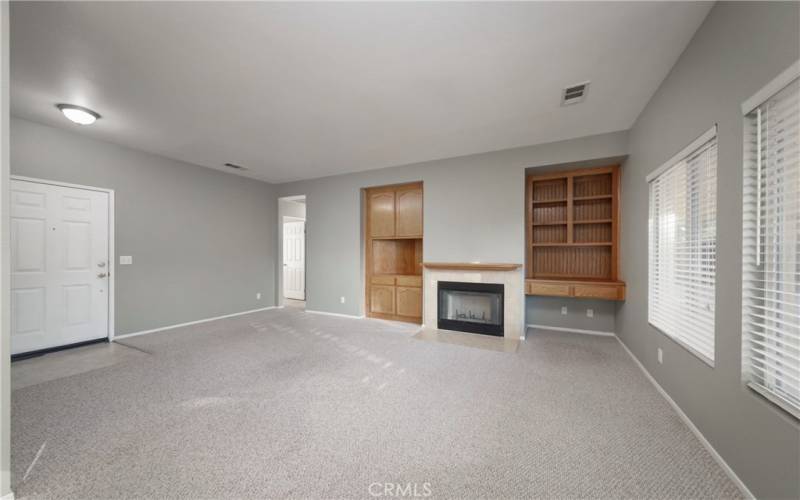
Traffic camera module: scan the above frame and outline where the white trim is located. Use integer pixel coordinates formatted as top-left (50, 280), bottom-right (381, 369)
top-left (616, 337), bottom-right (755, 500)
top-left (741, 59), bottom-right (800, 115)
top-left (646, 125), bottom-right (717, 182)
top-left (526, 324), bottom-right (615, 337)
top-left (10, 175), bottom-right (116, 343)
top-left (305, 309), bottom-right (365, 319)
top-left (113, 306), bottom-right (280, 340)
top-left (1, 492), bottom-right (14, 500)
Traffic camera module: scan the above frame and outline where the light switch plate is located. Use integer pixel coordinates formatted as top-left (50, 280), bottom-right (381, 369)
top-left (587, 309), bottom-right (594, 318)
top-left (561, 306), bottom-right (568, 315)
top-left (119, 256), bottom-right (133, 265)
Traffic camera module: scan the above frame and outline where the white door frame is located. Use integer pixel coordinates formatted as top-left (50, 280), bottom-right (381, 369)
top-left (11, 175), bottom-right (116, 341)
top-left (282, 215), bottom-right (305, 301)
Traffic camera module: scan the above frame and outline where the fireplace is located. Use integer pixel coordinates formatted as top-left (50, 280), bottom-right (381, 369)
top-left (437, 281), bottom-right (504, 336)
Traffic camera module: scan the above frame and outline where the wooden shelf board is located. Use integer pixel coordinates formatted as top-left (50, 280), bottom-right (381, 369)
top-left (573, 219), bottom-right (612, 224)
top-left (532, 221), bottom-right (568, 226)
top-left (423, 262), bottom-right (522, 271)
top-left (370, 235), bottom-right (423, 240)
top-left (528, 277), bottom-right (625, 285)
top-left (531, 242), bottom-right (612, 247)
top-left (532, 198), bottom-right (567, 205)
top-left (574, 194), bottom-right (612, 201)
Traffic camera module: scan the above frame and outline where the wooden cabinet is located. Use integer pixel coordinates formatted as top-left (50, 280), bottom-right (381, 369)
top-left (370, 285), bottom-right (396, 315)
top-left (365, 182), bottom-right (423, 323)
top-left (368, 189), bottom-right (395, 238)
top-left (396, 286), bottom-right (422, 318)
top-left (525, 279), bottom-right (625, 301)
top-left (367, 184), bottom-right (422, 239)
top-left (525, 165), bottom-right (625, 300)
top-left (395, 185), bottom-right (423, 237)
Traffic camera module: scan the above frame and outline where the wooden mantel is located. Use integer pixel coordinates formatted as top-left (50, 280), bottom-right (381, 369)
top-left (423, 262), bottom-right (523, 271)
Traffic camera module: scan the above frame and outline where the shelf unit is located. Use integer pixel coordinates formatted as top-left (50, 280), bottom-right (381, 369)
top-left (365, 182), bottom-right (423, 323)
top-left (525, 165), bottom-right (625, 300)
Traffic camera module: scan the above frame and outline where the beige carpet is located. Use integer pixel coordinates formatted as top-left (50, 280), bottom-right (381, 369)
top-left (11, 308), bottom-right (741, 499)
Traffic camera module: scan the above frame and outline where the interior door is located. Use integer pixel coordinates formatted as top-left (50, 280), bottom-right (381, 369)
top-left (283, 220), bottom-right (305, 300)
top-left (10, 179), bottom-right (110, 355)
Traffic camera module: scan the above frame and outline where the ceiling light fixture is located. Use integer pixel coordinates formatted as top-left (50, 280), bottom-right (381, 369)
top-left (56, 103), bottom-right (101, 125)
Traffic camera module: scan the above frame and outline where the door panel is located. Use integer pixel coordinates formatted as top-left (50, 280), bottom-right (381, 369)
top-left (10, 180), bottom-right (110, 354)
top-left (370, 285), bottom-right (395, 315)
top-left (283, 220), bottom-right (305, 300)
top-left (396, 286), bottom-right (422, 318)
top-left (369, 191), bottom-right (395, 237)
top-left (395, 187), bottom-right (422, 237)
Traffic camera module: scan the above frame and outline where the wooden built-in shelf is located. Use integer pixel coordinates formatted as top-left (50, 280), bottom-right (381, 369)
top-left (365, 182), bottom-right (424, 323)
top-left (525, 165), bottom-right (625, 300)
top-left (526, 278), bottom-right (626, 301)
top-left (532, 198), bottom-right (567, 205)
top-left (574, 194), bottom-right (613, 201)
top-left (532, 242), bottom-right (612, 247)
top-left (423, 262), bottom-right (522, 271)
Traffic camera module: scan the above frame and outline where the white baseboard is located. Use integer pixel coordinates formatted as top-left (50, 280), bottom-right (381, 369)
top-left (526, 324), bottom-right (615, 337)
top-left (616, 337), bottom-right (754, 499)
top-left (114, 306), bottom-right (280, 341)
top-left (1, 491), bottom-right (14, 500)
top-left (305, 309), bottom-right (365, 319)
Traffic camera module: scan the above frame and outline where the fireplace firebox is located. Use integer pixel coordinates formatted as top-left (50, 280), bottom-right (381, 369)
top-left (437, 281), bottom-right (504, 336)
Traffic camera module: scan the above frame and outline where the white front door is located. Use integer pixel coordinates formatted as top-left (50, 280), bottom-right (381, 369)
top-left (283, 220), bottom-right (305, 300)
top-left (10, 179), bottom-right (110, 355)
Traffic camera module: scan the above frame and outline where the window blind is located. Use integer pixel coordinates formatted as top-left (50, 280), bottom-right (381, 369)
top-left (742, 74), bottom-right (800, 419)
top-left (648, 128), bottom-right (718, 365)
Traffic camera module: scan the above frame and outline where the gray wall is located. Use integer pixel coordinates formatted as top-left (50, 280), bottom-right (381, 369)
top-left (617, 2), bottom-right (800, 499)
top-left (10, 117), bottom-right (278, 335)
top-left (527, 297), bottom-right (615, 334)
top-left (277, 130), bottom-right (628, 317)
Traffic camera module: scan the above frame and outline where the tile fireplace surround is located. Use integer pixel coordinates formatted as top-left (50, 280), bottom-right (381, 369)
top-left (422, 263), bottom-right (524, 339)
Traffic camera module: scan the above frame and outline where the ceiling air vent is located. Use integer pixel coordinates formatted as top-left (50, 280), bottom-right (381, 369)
top-left (224, 162), bottom-right (247, 171)
top-left (561, 81), bottom-right (590, 106)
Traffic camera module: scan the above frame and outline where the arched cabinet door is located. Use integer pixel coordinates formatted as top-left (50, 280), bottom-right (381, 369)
top-left (395, 186), bottom-right (422, 238)
top-left (369, 190), bottom-right (395, 238)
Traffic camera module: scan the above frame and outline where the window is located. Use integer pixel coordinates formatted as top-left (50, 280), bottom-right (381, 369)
top-left (741, 63), bottom-right (800, 419)
top-left (647, 127), bottom-right (718, 365)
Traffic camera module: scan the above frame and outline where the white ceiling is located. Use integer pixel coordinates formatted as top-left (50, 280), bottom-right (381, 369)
top-left (10, 2), bottom-right (712, 184)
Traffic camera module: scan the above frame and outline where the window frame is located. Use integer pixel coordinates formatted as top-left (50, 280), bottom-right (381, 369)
top-left (740, 60), bottom-right (800, 420)
top-left (647, 125), bottom-right (718, 367)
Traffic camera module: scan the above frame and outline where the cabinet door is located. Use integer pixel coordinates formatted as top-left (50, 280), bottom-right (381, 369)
top-left (369, 190), bottom-right (395, 238)
top-left (370, 285), bottom-right (395, 315)
top-left (396, 286), bottom-right (422, 318)
top-left (395, 186), bottom-right (423, 237)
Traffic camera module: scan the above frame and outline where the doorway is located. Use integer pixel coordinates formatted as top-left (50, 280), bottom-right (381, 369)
top-left (279, 196), bottom-right (306, 309)
top-left (10, 177), bottom-right (114, 356)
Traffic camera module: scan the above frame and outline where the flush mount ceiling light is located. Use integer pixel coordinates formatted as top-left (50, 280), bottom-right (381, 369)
top-left (56, 103), bottom-right (101, 125)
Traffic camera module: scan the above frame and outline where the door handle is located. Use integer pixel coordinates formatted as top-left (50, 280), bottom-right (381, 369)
top-left (97, 273), bottom-right (108, 278)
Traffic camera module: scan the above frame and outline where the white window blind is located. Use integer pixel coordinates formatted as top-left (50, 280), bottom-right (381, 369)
top-left (648, 127), bottom-right (718, 365)
top-left (742, 69), bottom-right (800, 419)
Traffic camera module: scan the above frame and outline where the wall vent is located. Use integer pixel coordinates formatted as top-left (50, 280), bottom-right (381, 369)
top-left (224, 162), bottom-right (247, 171)
top-left (561, 81), bottom-right (590, 105)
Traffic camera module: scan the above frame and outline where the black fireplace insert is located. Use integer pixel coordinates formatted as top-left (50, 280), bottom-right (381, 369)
top-left (437, 281), bottom-right (504, 336)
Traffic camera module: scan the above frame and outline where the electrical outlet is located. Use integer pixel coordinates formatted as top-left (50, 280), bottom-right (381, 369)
top-left (256, 292), bottom-right (261, 300)
top-left (561, 306), bottom-right (568, 315)
top-left (587, 308), bottom-right (594, 318)
top-left (658, 348), bottom-right (663, 364)
top-left (340, 296), bottom-right (346, 304)
top-left (119, 256), bottom-right (133, 265)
